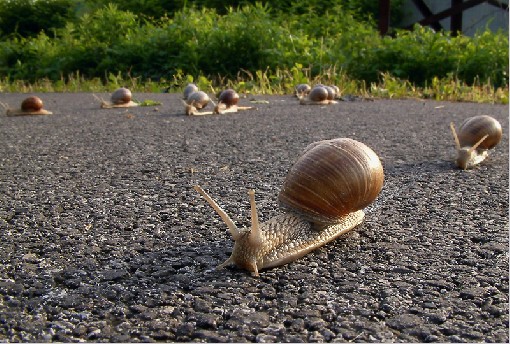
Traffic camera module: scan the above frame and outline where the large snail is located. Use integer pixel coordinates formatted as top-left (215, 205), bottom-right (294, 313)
top-left (450, 115), bottom-right (502, 169)
top-left (194, 138), bottom-right (384, 276)
top-left (299, 85), bottom-right (338, 105)
top-left (1, 96), bottom-right (52, 116)
top-left (98, 87), bottom-right (139, 108)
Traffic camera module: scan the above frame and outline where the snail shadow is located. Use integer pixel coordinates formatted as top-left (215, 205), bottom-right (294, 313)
top-left (383, 159), bottom-right (454, 177)
top-left (85, 242), bottom-right (230, 291)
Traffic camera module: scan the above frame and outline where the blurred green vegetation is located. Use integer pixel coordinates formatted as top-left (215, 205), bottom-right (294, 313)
top-left (0, 0), bottom-right (507, 93)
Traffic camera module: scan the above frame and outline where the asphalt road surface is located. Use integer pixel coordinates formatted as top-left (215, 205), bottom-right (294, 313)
top-left (0, 92), bottom-right (508, 342)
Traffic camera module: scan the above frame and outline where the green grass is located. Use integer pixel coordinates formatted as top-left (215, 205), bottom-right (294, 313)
top-left (0, 5), bottom-right (507, 92)
top-left (0, 68), bottom-right (507, 104)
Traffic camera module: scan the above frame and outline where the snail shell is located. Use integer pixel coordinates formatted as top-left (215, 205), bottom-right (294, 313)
top-left (218, 89), bottom-right (239, 107)
top-left (279, 138), bottom-right (384, 224)
top-left (111, 87), bottom-right (132, 105)
top-left (295, 84), bottom-right (311, 96)
top-left (187, 91), bottom-right (210, 109)
top-left (195, 138), bottom-right (384, 276)
top-left (323, 86), bottom-right (336, 101)
top-left (21, 96), bottom-right (44, 112)
top-left (183, 83), bottom-right (199, 100)
top-left (457, 115), bottom-right (502, 150)
top-left (308, 86), bottom-right (329, 102)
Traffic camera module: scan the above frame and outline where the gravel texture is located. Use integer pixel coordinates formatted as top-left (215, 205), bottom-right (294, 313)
top-left (0, 92), bottom-right (508, 342)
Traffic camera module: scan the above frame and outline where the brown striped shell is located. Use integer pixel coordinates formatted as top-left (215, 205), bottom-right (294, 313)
top-left (187, 91), bottom-right (210, 109)
top-left (183, 83), bottom-right (199, 100)
top-left (111, 87), bottom-right (132, 105)
top-left (457, 115), bottom-right (502, 150)
top-left (308, 86), bottom-right (328, 102)
top-left (21, 96), bottom-right (44, 112)
top-left (218, 89), bottom-right (239, 107)
top-left (278, 138), bottom-right (384, 224)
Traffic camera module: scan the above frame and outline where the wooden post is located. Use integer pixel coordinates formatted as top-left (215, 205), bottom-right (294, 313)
top-left (411, 0), bottom-right (443, 31)
top-left (379, 0), bottom-right (391, 35)
top-left (451, 0), bottom-right (463, 35)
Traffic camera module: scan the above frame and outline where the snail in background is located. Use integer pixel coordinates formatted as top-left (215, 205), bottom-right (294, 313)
top-left (1, 96), bottom-right (52, 116)
top-left (450, 115), bottom-right (502, 169)
top-left (295, 83), bottom-right (311, 98)
top-left (212, 89), bottom-right (255, 115)
top-left (97, 87), bottom-right (139, 108)
top-left (299, 85), bottom-right (338, 105)
top-left (194, 138), bottom-right (384, 276)
top-left (184, 88), bottom-right (254, 116)
top-left (183, 83), bottom-right (199, 100)
top-left (182, 90), bottom-right (211, 116)
top-left (218, 89), bottom-right (240, 107)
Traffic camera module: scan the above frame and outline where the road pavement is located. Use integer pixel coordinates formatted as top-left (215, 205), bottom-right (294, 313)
top-left (0, 92), bottom-right (508, 342)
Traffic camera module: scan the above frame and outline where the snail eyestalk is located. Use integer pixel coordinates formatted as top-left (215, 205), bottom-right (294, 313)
top-left (248, 189), bottom-right (262, 246)
top-left (468, 134), bottom-right (489, 153)
top-left (194, 185), bottom-right (241, 240)
top-left (450, 122), bottom-right (461, 150)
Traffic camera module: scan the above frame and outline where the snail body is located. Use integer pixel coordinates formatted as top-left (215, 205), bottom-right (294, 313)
top-left (450, 115), bottom-right (502, 169)
top-left (3, 96), bottom-right (52, 116)
top-left (195, 138), bottom-right (384, 276)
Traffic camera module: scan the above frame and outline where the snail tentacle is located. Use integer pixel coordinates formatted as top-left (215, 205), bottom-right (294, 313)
top-left (248, 190), bottom-right (262, 246)
top-left (450, 122), bottom-right (461, 150)
top-left (194, 185), bottom-right (241, 240)
top-left (468, 134), bottom-right (489, 153)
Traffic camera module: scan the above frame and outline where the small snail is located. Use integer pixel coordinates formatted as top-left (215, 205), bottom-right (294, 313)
top-left (299, 85), bottom-right (337, 105)
top-left (98, 87), bottom-right (139, 108)
top-left (450, 115), bottom-right (502, 169)
top-left (330, 85), bottom-right (340, 97)
top-left (183, 83), bottom-right (199, 100)
top-left (195, 138), bottom-right (384, 276)
top-left (295, 84), bottom-right (311, 97)
top-left (182, 91), bottom-right (211, 115)
top-left (324, 86), bottom-right (337, 100)
top-left (218, 89), bottom-right (240, 107)
top-left (213, 89), bottom-right (255, 115)
top-left (2, 96), bottom-right (52, 116)
top-left (184, 88), bottom-right (254, 116)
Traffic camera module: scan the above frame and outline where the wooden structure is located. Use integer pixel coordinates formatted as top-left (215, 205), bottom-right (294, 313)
top-left (379, 0), bottom-right (509, 35)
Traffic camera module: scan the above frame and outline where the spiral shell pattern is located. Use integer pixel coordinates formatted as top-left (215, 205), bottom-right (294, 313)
top-left (458, 115), bottom-right (502, 150)
top-left (278, 138), bottom-right (384, 224)
top-left (111, 87), bottom-right (132, 105)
